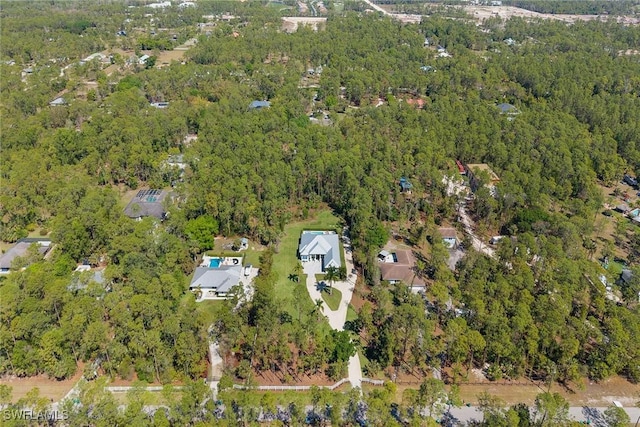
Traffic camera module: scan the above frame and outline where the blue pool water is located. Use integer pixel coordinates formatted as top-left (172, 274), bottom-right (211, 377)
top-left (630, 208), bottom-right (640, 218)
top-left (209, 258), bottom-right (222, 268)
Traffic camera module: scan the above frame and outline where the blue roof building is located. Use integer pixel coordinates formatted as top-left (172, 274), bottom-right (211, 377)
top-left (249, 100), bottom-right (271, 109)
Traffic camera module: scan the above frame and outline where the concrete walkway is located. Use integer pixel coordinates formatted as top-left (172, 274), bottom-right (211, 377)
top-left (302, 244), bottom-right (363, 388)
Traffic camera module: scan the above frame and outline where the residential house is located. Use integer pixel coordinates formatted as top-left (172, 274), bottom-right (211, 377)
top-left (399, 177), bottom-right (413, 193)
top-left (49, 97), bottom-right (67, 107)
top-left (124, 189), bottom-right (170, 220)
top-left (190, 265), bottom-right (242, 298)
top-left (249, 100), bottom-right (271, 110)
top-left (0, 239), bottom-right (52, 274)
top-left (615, 203), bottom-right (630, 214)
top-left (379, 249), bottom-right (425, 292)
top-left (69, 266), bottom-right (107, 291)
top-left (497, 103), bottom-right (519, 119)
top-left (466, 163), bottom-right (500, 196)
top-left (298, 230), bottom-right (341, 271)
top-left (438, 227), bottom-right (458, 249)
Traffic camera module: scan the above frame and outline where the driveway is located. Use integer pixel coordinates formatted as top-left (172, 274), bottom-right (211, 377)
top-left (302, 246), bottom-right (362, 388)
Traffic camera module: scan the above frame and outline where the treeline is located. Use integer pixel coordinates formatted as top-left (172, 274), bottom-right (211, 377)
top-left (503, 0), bottom-right (639, 15)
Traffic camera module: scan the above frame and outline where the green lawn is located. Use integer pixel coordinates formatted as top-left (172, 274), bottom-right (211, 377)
top-left (272, 210), bottom-right (341, 315)
top-left (195, 299), bottom-right (224, 326)
top-left (321, 287), bottom-right (342, 311)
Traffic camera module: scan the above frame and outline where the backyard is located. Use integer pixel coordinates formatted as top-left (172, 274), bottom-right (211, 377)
top-left (271, 209), bottom-right (341, 315)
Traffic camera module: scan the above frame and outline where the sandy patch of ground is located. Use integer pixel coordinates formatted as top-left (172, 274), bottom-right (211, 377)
top-left (3, 363), bottom-right (85, 403)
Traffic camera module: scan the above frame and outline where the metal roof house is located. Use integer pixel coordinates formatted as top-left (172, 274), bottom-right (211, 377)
top-left (249, 100), bottom-right (271, 110)
top-left (298, 231), bottom-right (341, 271)
top-left (190, 265), bottom-right (242, 298)
top-left (497, 103), bottom-right (519, 116)
top-left (123, 189), bottom-right (170, 220)
top-left (49, 97), bottom-right (67, 106)
top-left (0, 239), bottom-right (52, 274)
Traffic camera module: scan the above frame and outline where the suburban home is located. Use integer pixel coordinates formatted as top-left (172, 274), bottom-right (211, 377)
top-left (379, 249), bottom-right (425, 291)
top-left (0, 238), bottom-right (52, 274)
top-left (466, 163), bottom-right (500, 196)
top-left (189, 265), bottom-right (242, 298)
top-left (124, 189), bottom-right (170, 220)
top-left (438, 227), bottom-right (458, 249)
top-left (298, 230), bottom-right (341, 271)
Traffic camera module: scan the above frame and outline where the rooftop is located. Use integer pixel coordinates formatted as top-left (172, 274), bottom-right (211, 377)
top-left (190, 265), bottom-right (242, 294)
top-left (249, 100), bottom-right (271, 109)
top-left (0, 239), bottom-right (52, 270)
top-left (123, 189), bottom-right (170, 219)
top-left (379, 249), bottom-right (425, 286)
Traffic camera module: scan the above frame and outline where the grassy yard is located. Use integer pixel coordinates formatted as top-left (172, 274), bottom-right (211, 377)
top-left (272, 210), bottom-right (341, 315)
top-left (195, 299), bottom-right (224, 326)
top-left (321, 288), bottom-right (342, 311)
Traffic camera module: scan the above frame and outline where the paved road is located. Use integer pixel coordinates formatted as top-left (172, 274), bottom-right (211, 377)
top-left (446, 405), bottom-right (640, 425)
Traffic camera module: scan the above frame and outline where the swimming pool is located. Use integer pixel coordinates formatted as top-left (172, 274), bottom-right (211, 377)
top-left (209, 258), bottom-right (222, 268)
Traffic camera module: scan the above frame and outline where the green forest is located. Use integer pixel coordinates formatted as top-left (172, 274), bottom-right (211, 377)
top-left (1, 0), bottom-right (640, 425)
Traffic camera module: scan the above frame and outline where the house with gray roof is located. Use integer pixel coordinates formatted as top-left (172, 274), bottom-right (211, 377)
top-left (0, 239), bottom-right (52, 274)
top-left (189, 265), bottom-right (242, 298)
top-left (298, 230), bottom-right (341, 271)
top-left (124, 189), bottom-right (170, 220)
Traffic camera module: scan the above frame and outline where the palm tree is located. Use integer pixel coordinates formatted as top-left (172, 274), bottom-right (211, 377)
top-left (293, 261), bottom-right (303, 283)
top-left (325, 266), bottom-right (338, 295)
top-left (312, 299), bottom-right (324, 322)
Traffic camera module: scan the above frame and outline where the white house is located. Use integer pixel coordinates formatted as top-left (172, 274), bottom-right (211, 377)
top-left (190, 265), bottom-right (242, 298)
top-left (298, 231), bottom-right (341, 271)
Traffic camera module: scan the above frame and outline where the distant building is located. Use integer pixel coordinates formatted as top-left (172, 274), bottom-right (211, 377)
top-left (0, 239), bottom-right (52, 274)
top-left (466, 163), bottom-right (500, 195)
top-left (399, 177), bottom-right (413, 193)
top-left (49, 97), bottom-right (67, 106)
top-left (124, 189), bottom-right (170, 220)
top-left (147, 1), bottom-right (171, 9)
top-left (438, 227), bottom-right (458, 249)
top-left (249, 100), bottom-right (271, 110)
top-left (497, 103), bottom-right (519, 119)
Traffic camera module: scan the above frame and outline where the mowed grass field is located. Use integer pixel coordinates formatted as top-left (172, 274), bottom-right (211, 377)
top-left (272, 210), bottom-right (341, 315)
